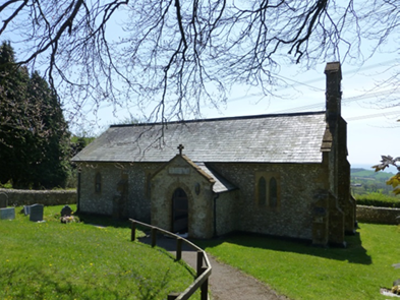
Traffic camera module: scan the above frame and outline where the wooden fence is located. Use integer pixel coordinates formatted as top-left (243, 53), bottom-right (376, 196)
top-left (130, 219), bottom-right (212, 300)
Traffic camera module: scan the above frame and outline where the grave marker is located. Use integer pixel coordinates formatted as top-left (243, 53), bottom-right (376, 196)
top-left (30, 204), bottom-right (44, 222)
top-left (23, 205), bottom-right (31, 216)
top-left (61, 205), bottom-right (72, 216)
top-left (0, 207), bottom-right (15, 220)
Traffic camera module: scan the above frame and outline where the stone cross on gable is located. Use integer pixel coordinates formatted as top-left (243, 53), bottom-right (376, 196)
top-left (177, 144), bottom-right (184, 155)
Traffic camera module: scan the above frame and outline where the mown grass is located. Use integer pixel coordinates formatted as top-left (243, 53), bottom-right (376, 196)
top-left (197, 223), bottom-right (400, 300)
top-left (355, 192), bottom-right (400, 208)
top-left (0, 205), bottom-right (197, 300)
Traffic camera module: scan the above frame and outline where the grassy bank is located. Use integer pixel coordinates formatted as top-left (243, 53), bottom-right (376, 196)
top-left (198, 223), bottom-right (400, 300)
top-left (0, 205), bottom-right (196, 300)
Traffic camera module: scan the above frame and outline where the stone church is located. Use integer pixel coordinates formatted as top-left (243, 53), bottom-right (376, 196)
top-left (72, 62), bottom-right (356, 246)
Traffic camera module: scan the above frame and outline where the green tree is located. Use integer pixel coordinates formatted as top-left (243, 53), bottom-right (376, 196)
top-left (27, 71), bottom-right (71, 188)
top-left (0, 41), bottom-right (70, 189)
top-left (0, 41), bottom-right (35, 187)
top-left (70, 136), bottom-right (95, 158)
top-left (373, 155), bottom-right (400, 195)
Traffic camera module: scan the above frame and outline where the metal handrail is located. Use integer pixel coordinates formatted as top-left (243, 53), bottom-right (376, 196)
top-left (129, 219), bottom-right (212, 300)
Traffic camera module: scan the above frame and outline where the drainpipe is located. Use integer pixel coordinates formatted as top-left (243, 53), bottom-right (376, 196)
top-left (77, 170), bottom-right (81, 213)
top-left (213, 193), bottom-right (219, 237)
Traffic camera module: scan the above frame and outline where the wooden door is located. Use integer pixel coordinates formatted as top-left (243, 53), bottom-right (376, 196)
top-left (172, 188), bottom-right (188, 234)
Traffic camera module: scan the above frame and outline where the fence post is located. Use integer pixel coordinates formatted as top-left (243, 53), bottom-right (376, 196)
top-left (200, 266), bottom-right (208, 300)
top-left (151, 227), bottom-right (157, 248)
top-left (167, 293), bottom-right (180, 300)
top-left (131, 221), bottom-right (136, 241)
top-left (196, 251), bottom-right (204, 278)
top-left (128, 220), bottom-right (211, 300)
top-left (176, 237), bottom-right (182, 261)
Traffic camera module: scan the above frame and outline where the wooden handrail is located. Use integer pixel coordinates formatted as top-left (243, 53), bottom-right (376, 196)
top-left (130, 219), bottom-right (212, 300)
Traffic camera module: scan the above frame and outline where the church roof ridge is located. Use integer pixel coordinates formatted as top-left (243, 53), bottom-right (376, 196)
top-left (110, 111), bottom-right (326, 128)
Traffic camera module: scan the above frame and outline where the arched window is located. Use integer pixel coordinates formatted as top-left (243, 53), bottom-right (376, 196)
top-left (258, 177), bottom-right (267, 206)
top-left (255, 173), bottom-right (280, 208)
top-left (95, 172), bottom-right (102, 193)
top-left (269, 177), bottom-right (278, 208)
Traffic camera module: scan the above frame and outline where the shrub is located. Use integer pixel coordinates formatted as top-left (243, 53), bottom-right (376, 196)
top-left (355, 192), bottom-right (400, 208)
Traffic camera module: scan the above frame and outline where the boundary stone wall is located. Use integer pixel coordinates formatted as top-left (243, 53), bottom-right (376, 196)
top-left (0, 188), bottom-right (77, 206)
top-left (2, 188), bottom-right (398, 225)
top-left (356, 205), bottom-right (400, 225)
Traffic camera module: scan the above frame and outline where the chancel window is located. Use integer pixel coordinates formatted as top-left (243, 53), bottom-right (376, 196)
top-left (269, 177), bottom-right (278, 208)
top-left (258, 177), bottom-right (267, 206)
top-left (95, 172), bottom-right (102, 193)
top-left (256, 173), bottom-right (280, 209)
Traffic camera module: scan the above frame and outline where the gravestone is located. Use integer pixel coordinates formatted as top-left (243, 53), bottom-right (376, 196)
top-left (0, 193), bottom-right (7, 208)
top-left (0, 207), bottom-right (15, 220)
top-left (23, 205), bottom-right (31, 216)
top-left (29, 204), bottom-right (44, 222)
top-left (60, 205), bottom-right (72, 216)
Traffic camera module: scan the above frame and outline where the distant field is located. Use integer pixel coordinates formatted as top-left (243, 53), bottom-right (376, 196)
top-left (351, 168), bottom-right (398, 196)
top-left (351, 168), bottom-right (394, 180)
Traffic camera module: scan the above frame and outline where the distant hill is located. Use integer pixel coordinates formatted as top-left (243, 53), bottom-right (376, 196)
top-left (351, 168), bottom-right (394, 180)
top-left (350, 168), bottom-right (394, 195)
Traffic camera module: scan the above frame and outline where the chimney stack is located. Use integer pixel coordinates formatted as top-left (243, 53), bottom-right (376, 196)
top-left (324, 62), bottom-right (342, 122)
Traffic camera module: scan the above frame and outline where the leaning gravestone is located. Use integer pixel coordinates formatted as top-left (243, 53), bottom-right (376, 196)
top-left (0, 193), bottom-right (8, 208)
top-left (29, 204), bottom-right (44, 222)
top-left (0, 207), bottom-right (15, 220)
top-left (23, 205), bottom-right (31, 216)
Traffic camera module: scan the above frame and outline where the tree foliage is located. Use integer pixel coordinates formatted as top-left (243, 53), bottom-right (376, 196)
top-left (373, 155), bottom-right (400, 196)
top-left (70, 136), bottom-right (95, 158)
top-left (0, 41), bottom-right (70, 189)
top-left (1, 0), bottom-right (398, 122)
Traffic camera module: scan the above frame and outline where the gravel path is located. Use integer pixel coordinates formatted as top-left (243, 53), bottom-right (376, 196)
top-left (138, 235), bottom-right (290, 300)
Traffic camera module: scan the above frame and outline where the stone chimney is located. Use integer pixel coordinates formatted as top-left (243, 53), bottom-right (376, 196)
top-left (324, 62), bottom-right (342, 123)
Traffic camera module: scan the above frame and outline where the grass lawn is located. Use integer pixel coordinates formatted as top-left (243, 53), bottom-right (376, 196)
top-left (0, 205), bottom-right (197, 300)
top-left (197, 223), bottom-right (400, 300)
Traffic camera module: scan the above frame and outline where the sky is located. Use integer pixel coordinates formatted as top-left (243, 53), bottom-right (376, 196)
top-left (2, 3), bottom-right (399, 171)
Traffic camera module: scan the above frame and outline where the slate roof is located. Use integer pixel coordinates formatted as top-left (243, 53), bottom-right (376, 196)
top-left (196, 163), bottom-right (237, 193)
top-left (72, 112), bottom-right (328, 164)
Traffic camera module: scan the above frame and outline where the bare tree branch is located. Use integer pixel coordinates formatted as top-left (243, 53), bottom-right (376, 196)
top-left (1, 0), bottom-right (398, 126)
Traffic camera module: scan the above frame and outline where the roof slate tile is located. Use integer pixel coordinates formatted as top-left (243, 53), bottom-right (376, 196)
top-left (72, 112), bottom-right (328, 163)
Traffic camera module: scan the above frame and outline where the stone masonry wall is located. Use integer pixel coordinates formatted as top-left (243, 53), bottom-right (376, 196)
top-left (209, 162), bottom-right (327, 240)
top-left (77, 162), bottom-right (161, 222)
top-left (215, 190), bottom-right (238, 236)
top-left (356, 205), bottom-right (400, 225)
top-left (0, 188), bottom-right (76, 206)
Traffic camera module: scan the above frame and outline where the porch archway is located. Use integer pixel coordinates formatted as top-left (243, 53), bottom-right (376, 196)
top-left (171, 188), bottom-right (188, 234)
